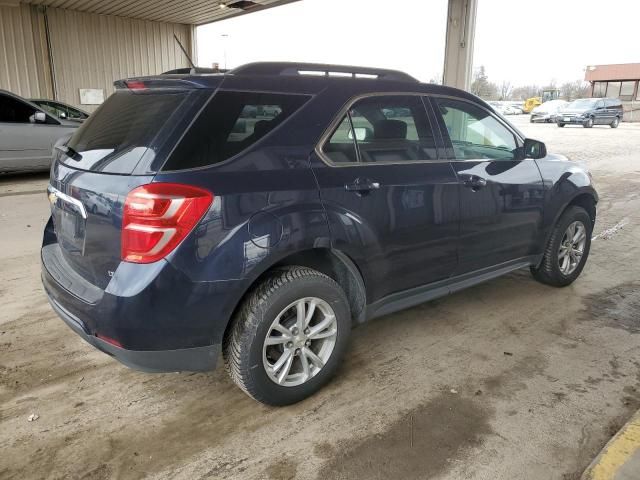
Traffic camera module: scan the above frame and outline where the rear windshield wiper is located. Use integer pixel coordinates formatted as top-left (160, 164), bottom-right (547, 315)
top-left (55, 145), bottom-right (82, 161)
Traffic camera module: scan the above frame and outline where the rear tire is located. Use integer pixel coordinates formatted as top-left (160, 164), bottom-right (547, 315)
top-left (223, 266), bottom-right (351, 406)
top-left (610, 117), bottom-right (620, 128)
top-left (557, 123), bottom-right (565, 128)
top-left (531, 206), bottom-right (592, 287)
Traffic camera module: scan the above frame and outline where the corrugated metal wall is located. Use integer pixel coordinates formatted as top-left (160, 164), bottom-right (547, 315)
top-left (46, 8), bottom-right (192, 112)
top-left (0, 5), bottom-right (52, 99)
top-left (0, 5), bottom-right (192, 112)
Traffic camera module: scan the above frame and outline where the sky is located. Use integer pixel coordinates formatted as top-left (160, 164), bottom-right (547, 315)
top-left (198, 0), bottom-right (640, 87)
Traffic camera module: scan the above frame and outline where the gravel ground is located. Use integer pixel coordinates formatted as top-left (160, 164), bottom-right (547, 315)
top-left (0, 115), bottom-right (639, 480)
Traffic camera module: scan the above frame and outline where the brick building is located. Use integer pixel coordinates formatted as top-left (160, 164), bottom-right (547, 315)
top-left (585, 63), bottom-right (640, 122)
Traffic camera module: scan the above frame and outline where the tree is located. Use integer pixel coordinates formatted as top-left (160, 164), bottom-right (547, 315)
top-left (511, 84), bottom-right (541, 100)
top-left (470, 66), bottom-right (498, 100)
top-left (428, 72), bottom-right (442, 85)
top-left (560, 80), bottom-right (590, 101)
top-left (470, 66), bottom-right (489, 96)
top-left (499, 81), bottom-right (513, 100)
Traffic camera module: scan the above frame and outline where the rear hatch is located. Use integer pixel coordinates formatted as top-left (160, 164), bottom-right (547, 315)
top-left (47, 78), bottom-right (216, 290)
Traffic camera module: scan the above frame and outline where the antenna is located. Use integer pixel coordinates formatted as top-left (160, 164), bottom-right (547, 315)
top-left (173, 34), bottom-right (197, 70)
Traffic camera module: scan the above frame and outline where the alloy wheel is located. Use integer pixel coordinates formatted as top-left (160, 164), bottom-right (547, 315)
top-left (558, 221), bottom-right (587, 276)
top-left (262, 297), bottom-right (338, 387)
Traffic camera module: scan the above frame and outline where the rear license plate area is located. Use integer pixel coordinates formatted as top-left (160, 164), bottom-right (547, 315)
top-left (48, 187), bottom-right (87, 255)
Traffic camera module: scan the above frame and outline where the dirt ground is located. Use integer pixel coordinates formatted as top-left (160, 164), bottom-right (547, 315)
top-left (1, 115), bottom-right (639, 480)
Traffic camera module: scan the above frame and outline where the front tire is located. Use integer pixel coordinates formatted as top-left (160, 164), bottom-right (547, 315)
top-left (557, 122), bottom-right (565, 128)
top-left (223, 266), bottom-right (351, 406)
top-left (531, 206), bottom-right (592, 287)
top-left (583, 117), bottom-right (594, 128)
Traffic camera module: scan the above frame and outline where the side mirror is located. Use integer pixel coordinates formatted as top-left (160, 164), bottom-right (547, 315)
top-left (348, 127), bottom-right (372, 141)
top-left (524, 138), bottom-right (546, 159)
top-left (33, 111), bottom-right (47, 123)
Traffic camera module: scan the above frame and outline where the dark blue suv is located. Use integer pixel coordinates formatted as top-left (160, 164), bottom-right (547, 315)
top-left (42, 62), bottom-right (598, 405)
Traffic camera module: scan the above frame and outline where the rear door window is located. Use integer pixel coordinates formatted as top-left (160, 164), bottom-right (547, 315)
top-left (163, 91), bottom-right (310, 170)
top-left (324, 115), bottom-right (359, 163)
top-left (321, 95), bottom-right (438, 164)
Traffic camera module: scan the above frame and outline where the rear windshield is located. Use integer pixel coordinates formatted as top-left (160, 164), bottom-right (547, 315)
top-left (64, 91), bottom-right (190, 173)
top-left (162, 91), bottom-right (310, 170)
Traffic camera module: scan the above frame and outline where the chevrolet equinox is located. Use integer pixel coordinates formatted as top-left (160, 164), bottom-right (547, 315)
top-left (42, 63), bottom-right (598, 405)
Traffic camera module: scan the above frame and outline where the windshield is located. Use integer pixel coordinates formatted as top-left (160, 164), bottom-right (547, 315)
top-left (567, 99), bottom-right (598, 110)
top-left (535, 100), bottom-right (566, 112)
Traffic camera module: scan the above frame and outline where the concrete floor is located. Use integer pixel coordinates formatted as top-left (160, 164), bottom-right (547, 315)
top-left (0, 116), bottom-right (639, 480)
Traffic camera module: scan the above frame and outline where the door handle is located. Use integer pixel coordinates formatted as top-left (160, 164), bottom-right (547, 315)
top-left (345, 179), bottom-right (380, 194)
top-left (462, 175), bottom-right (487, 191)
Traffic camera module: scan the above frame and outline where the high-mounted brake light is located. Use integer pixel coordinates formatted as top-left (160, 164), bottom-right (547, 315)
top-left (125, 80), bottom-right (147, 90)
top-left (121, 183), bottom-right (213, 264)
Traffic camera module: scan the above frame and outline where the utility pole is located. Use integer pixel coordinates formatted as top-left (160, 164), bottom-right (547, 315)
top-left (221, 34), bottom-right (229, 70)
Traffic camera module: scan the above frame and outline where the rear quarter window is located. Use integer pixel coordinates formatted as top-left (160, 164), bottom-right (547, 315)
top-left (162, 91), bottom-right (310, 170)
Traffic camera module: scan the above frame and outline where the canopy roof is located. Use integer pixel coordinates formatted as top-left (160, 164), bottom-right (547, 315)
top-left (17, 0), bottom-right (300, 25)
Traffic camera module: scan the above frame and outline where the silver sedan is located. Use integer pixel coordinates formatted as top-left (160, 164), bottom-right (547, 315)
top-left (0, 90), bottom-right (80, 173)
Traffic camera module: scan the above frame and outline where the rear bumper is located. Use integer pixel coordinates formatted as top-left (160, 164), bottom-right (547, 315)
top-left (530, 114), bottom-right (552, 122)
top-left (41, 241), bottom-right (241, 373)
top-left (557, 116), bottom-right (586, 124)
top-left (45, 290), bottom-right (219, 372)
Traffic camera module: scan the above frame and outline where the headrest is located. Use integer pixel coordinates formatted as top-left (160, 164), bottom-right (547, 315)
top-left (252, 120), bottom-right (271, 137)
top-left (373, 119), bottom-right (407, 140)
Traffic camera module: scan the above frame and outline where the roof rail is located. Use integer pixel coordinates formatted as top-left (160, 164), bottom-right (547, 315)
top-left (229, 62), bottom-right (418, 82)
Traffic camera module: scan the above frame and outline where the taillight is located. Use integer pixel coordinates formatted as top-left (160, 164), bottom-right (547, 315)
top-left (122, 183), bottom-right (213, 264)
top-left (125, 80), bottom-right (147, 90)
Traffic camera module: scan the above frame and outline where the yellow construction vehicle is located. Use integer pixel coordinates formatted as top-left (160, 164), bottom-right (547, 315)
top-left (523, 89), bottom-right (560, 113)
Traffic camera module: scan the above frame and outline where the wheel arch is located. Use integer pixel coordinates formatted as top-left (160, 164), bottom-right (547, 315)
top-left (566, 192), bottom-right (597, 226)
top-left (272, 248), bottom-right (367, 321)
top-left (537, 191), bottom-right (597, 268)
top-left (222, 247), bottom-right (367, 346)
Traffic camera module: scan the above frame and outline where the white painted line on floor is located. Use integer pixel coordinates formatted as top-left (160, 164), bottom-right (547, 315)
top-left (592, 220), bottom-right (629, 241)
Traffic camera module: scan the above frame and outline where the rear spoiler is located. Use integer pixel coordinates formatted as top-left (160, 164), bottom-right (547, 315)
top-left (162, 67), bottom-right (229, 75)
top-left (113, 76), bottom-right (222, 90)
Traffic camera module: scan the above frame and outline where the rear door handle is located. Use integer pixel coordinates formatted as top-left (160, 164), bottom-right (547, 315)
top-left (345, 179), bottom-right (380, 194)
top-left (462, 175), bottom-right (487, 191)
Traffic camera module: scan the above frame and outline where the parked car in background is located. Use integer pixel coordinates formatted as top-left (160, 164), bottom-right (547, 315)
top-left (557, 98), bottom-right (623, 128)
top-left (530, 99), bottom-right (569, 123)
top-left (509, 103), bottom-right (525, 114)
top-left (42, 62), bottom-right (598, 405)
top-left (0, 90), bottom-right (80, 173)
top-left (501, 104), bottom-right (521, 115)
top-left (30, 99), bottom-right (89, 122)
top-left (489, 102), bottom-right (521, 116)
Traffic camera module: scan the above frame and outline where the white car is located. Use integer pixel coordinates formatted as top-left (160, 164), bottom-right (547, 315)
top-left (500, 105), bottom-right (520, 115)
top-left (530, 99), bottom-right (569, 123)
top-left (489, 102), bottom-right (519, 116)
